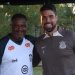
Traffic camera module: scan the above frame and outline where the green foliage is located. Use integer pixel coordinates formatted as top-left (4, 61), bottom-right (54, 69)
top-left (33, 67), bottom-right (42, 75)
top-left (56, 4), bottom-right (75, 30)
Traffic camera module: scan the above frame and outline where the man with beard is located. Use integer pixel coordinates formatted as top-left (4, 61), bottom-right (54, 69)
top-left (34, 4), bottom-right (75, 75)
top-left (0, 13), bottom-right (35, 75)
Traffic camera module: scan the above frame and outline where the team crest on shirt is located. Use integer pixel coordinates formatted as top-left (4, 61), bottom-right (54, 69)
top-left (25, 43), bottom-right (30, 47)
top-left (59, 41), bottom-right (66, 49)
top-left (8, 46), bottom-right (15, 51)
top-left (21, 65), bottom-right (28, 74)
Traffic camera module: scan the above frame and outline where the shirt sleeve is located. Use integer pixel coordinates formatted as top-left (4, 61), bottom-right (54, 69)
top-left (32, 37), bottom-right (41, 67)
top-left (0, 35), bottom-right (9, 65)
top-left (33, 45), bottom-right (41, 67)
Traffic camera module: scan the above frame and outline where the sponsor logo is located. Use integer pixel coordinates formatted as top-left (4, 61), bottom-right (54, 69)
top-left (8, 46), bottom-right (15, 51)
top-left (12, 58), bottom-right (18, 63)
top-left (21, 65), bottom-right (28, 74)
top-left (59, 41), bottom-right (66, 49)
top-left (25, 43), bottom-right (30, 47)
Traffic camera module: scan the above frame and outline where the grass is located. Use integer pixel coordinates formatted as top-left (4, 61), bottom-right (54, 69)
top-left (33, 66), bottom-right (42, 75)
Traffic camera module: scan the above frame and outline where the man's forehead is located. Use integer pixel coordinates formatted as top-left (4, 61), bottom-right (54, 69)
top-left (41, 10), bottom-right (55, 14)
top-left (12, 18), bottom-right (26, 23)
top-left (13, 18), bottom-right (26, 21)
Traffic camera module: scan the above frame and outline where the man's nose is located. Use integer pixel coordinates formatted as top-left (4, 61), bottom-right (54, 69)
top-left (46, 18), bottom-right (50, 23)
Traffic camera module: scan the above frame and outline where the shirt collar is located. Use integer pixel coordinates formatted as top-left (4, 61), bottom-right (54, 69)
top-left (53, 31), bottom-right (63, 36)
top-left (44, 31), bottom-right (63, 39)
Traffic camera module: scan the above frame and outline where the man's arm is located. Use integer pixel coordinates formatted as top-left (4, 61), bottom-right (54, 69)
top-left (33, 46), bottom-right (41, 67)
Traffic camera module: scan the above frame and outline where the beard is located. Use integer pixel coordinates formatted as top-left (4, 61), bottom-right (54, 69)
top-left (43, 23), bottom-right (56, 32)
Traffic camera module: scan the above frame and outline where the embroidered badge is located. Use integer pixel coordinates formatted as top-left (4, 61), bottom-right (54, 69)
top-left (59, 41), bottom-right (66, 49)
top-left (8, 46), bottom-right (15, 51)
top-left (25, 43), bottom-right (30, 47)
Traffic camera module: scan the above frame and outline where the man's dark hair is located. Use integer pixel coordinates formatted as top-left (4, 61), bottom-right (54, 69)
top-left (11, 13), bottom-right (27, 22)
top-left (40, 4), bottom-right (57, 15)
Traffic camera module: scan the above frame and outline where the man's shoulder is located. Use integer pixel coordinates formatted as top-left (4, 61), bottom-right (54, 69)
top-left (58, 27), bottom-right (75, 37)
top-left (25, 35), bottom-right (35, 39)
top-left (0, 34), bottom-right (9, 44)
top-left (25, 35), bottom-right (36, 44)
top-left (0, 34), bottom-right (10, 64)
top-left (36, 34), bottom-right (45, 41)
